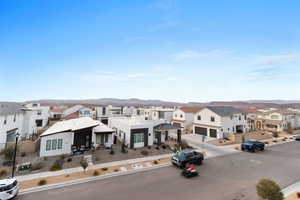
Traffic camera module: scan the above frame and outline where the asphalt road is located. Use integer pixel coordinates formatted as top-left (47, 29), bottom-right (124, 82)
top-left (18, 141), bottom-right (300, 200)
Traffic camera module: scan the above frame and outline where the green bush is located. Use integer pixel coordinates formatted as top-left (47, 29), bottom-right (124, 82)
top-left (38, 179), bottom-right (47, 186)
top-left (0, 168), bottom-right (7, 178)
top-left (49, 163), bottom-right (63, 171)
top-left (101, 167), bottom-right (108, 171)
top-left (256, 179), bottom-right (283, 200)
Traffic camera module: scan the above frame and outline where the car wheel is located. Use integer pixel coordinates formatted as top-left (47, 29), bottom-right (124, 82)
top-left (197, 159), bottom-right (203, 165)
top-left (260, 147), bottom-right (264, 151)
top-left (241, 147), bottom-right (245, 151)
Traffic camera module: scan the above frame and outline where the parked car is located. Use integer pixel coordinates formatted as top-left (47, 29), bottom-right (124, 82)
top-left (172, 150), bottom-right (204, 168)
top-left (241, 140), bottom-right (265, 152)
top-left (295, 135), bottom-right (300, 141)
top-left (0, 178), bottom-right (19, 200)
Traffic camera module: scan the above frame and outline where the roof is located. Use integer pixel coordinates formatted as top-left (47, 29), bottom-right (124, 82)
top-left (0, 102), bottom-right (23, 116)
top-left (179, 106), bottom-right (203, 113)
top-left (94, 122), bottom-right (114, 133)
top-left (63, 105), bottom-right (84, 116)
top-left (154, 123), bottom-right (181, 131)
top-left (41, 117), bottom-right (100, 137)
top-left (51, 108), bottom-right (64, 113)
top-left (64, 112), bottom-right (79, 120)
top-left (206, 106), bottom-right (243, 117)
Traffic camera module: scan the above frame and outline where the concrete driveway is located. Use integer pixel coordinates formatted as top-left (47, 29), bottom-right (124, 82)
top-left (18, 141), bottom-right (300, 200)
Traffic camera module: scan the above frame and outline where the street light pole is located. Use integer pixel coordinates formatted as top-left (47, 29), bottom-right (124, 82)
top-left (11, 130), bottom-right (20, 178)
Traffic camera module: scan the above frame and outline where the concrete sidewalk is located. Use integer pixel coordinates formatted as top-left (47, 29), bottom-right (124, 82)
top-left (282, 180), bottom-right (300, 197)
top-left (16, 153), bottom-right (173, 182)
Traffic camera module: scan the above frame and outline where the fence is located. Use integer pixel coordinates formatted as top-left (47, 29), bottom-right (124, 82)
top-left (227, 131), bottom-right (273, 143)
top-left (4, 139), bottom-right (40, 153)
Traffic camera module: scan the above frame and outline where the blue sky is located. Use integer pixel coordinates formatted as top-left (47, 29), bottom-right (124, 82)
top-left (1, 0), bottom-right (300, 102)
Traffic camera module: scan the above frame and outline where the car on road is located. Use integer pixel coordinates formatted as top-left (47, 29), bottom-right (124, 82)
top-left (172, 150), bottom-right (204, 168)
top-left (241, 140), bottom-right (265, 152)
top-left (295, 135), bottom-right (300, 141)
top-left (0, 178), bottom-right (19, 200)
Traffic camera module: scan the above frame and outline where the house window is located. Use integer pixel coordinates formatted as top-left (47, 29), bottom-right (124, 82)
top-left (102, 107), bottom-right (106, 115)
top-left (52, 139), bottom-right (57, 150)
top-left (239, 116), bottom-right (241, 121)
top-left (175, 114), bottom-right (177, 118)
top-left (58, 139), bottom-right (63, 149)
top-left (4, 117), bottom-right (7, 125)
top-left (197, 115), bottom-right (201, 120)
top-left (211, 116), bottom-right (215, 122)
top-left (13, 115), bottom-right (16, 122)
top-left (133, 133), bottom-right (144, 143)
top-left (180, 114), bottom-right (183, 118)
top-left (36, 120), bottom-right (43, 127)
top-left (37, 110), bottom-right (42, 115)
top-left (46, 140), bottom-right (51, 151)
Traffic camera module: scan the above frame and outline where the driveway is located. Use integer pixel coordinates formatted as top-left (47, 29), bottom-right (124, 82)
top-left (182, 134), bottom-right (237, 157)
top-left (18, 141), bottom-right (300, 200)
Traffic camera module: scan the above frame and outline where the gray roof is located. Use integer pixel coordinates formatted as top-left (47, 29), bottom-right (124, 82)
top-left (0, 102), bottom-right (23, 116)
top-left (206, 106), bottom-right (243, 117)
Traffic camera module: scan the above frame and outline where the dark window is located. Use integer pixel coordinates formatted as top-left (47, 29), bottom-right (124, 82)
top-left (4, 118), bottom-right (7, 125)
top-left (102, 107), bottom-right (106, 115)
top-left (239, 116), bottom-right (241, 120)
top-left (197, 115), bottom-right (201, 120)
top-left (211, 116), bottom-right (215, 122)
top-left (180, 114), bottom-right (183, 118)
top-left (13, 115), bottom-right (16, 122)
top-left (36, 119), bottom-right (43, 127)
top-left (37, 110), bottom-right (42, 115)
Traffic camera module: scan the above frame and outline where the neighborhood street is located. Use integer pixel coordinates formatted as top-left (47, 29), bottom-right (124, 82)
top-left (18, 141), bottom-right (300, 200)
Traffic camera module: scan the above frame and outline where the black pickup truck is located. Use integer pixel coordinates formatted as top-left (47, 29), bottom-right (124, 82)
top-left (172, 150), bottom-right (204, 168)
top-left (241, 140), bottom-right (265, 152)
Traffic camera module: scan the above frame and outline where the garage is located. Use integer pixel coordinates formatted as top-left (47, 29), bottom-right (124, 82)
top-left (209, 129), bottom-right (217, 138)
top-left (194, 126), bottom-right (207, 136)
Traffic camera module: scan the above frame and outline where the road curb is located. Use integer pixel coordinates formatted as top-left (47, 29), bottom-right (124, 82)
top-left (19, 163), bottom-right (171, 195)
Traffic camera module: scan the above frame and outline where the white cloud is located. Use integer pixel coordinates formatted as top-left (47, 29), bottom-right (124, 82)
top-left (254, 54), bottom-right (298, 66)
top-left (172, 49), bottom-right (232, 61)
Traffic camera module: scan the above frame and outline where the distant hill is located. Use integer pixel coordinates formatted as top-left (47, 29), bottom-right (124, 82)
top-left (23, 98), bottom-right (300, 109)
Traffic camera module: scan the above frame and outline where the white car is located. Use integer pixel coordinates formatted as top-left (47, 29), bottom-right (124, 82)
top-left (0, 178), bottom-right (19, 200)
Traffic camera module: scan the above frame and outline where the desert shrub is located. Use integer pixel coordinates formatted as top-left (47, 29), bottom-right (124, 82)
top-left (38, 179), bottom-right (47, 186)
top-left (153, 160), bottom-right (159, 165)
top-left (65, 174), bottom-right (70, 178)
top-left (110, 149), bottom-right (115, 155)
top-left (67, 157), bottom-right (72, 162)
top-left (234, 147), bottom-right (239, 150)
top-left (273, 140), bottom-right (277, 143)
top-left (80, 159), bottom-right (88, 171)
top-left (162, 145), bottom-right (166, 149)
top-left (21, 152), bottom-right (26, 157)
top-left (155, 146), bottom-right (160, 150)
top-left (0, 168), bottom-right (7, 178)
top-left (93, 170), bottom-right (100, 176)
top-left (95, 157), bottom-right (100, 162)
top-left (60, 154), bottom-right (66, 160)
top-left (147, 146), bottom-right (151, 149)
top-left (133, 148), bottom-right (137, 151)
top-left (256, 179), bottom-right (283, 200)
top-left (3, 146), bottom-right (15, 161)
top-left (114, 169), bottom-right (119, 172)
top-left (49, 163), bottom-right (63, 171)
top-left (101, 167), bottom-right (108, 171)
top-left (141, 150), bottom-right (149, 156)
top-left (180, 140), bottom-right (189, 149)
top-left (264, 142), bottom-right (269, 144)
top-left (272, 132), bottom-right (279, 138)
top-left (31, 161), bottom-right (45, 171)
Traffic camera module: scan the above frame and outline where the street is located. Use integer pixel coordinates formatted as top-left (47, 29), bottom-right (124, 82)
top-left (18, 141), bottom-right (300, 200)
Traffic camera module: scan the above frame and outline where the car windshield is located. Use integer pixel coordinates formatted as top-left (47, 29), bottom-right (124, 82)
top-left (245, 140), bottom-right (257, 143)
top-left (176, 152), bottom-right (187, 160)
top-left (0, 180), bottom-right (17, 192)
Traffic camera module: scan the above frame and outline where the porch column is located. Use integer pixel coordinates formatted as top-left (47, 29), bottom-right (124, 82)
top-left (177, 129), bottom-right (181, 144)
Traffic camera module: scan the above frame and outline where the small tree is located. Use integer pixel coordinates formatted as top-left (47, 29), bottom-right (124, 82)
top-left (80, 159), bottom-right (88, 172)
top-left (3, 146), bottom-right (15, 161)
top-left (256, 179), bottom-right (283, 200)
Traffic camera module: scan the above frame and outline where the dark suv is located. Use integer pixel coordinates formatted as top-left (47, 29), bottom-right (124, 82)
top-left (172, 150), bottom-right (204, 168)
top-left (241, 140), bottom-right (265, 152)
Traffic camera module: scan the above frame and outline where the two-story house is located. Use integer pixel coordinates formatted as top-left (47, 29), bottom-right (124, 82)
top-left (193, 106), bottom-right (248, 139)
top-left (171, 107), bottom-right (203, 131)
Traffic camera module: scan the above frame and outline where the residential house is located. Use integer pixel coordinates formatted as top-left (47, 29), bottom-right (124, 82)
top-left (172, 106), bottom-right (203, 131)
top-left (39, 117), bottom-right (114, 157)
top-left (0, 103), bottom-right (24, 149)
top-left (148, 107), bottom-right (174, 122)
top-left (63, 105), bottom-right (94, 120)
top-left (109, 117), bottom-right (165, 148)
top-left (193, 106), bottom-right (248, 139)
top-left (50, 107), bottom-right (64, 120)
top-left (95, 105), bottom-right (124, 124)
